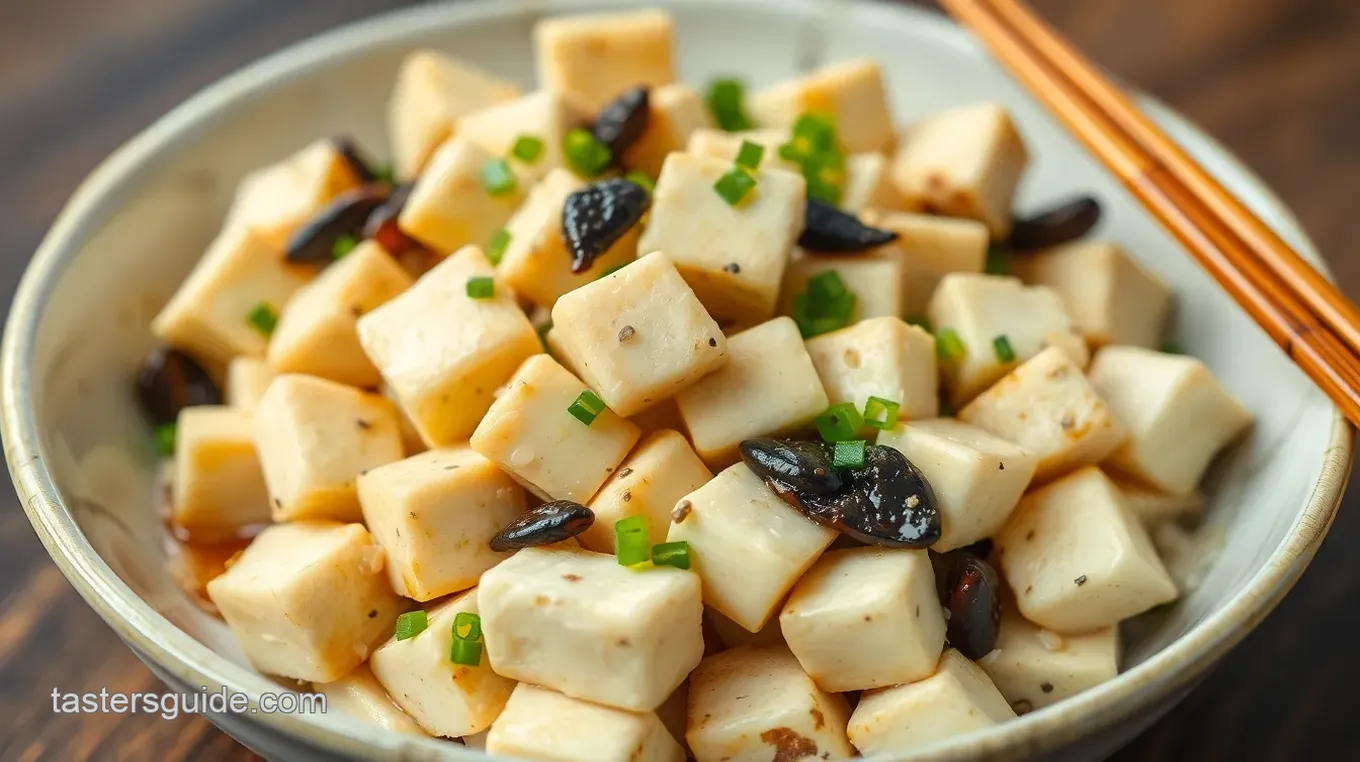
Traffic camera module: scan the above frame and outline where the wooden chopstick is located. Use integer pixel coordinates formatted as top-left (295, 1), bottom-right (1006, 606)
top-left (937, 0), bottom-right (1360, 424)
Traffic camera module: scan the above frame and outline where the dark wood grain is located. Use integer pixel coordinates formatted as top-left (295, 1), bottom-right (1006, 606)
top-left (0, 1), bottom-right (1356, 760)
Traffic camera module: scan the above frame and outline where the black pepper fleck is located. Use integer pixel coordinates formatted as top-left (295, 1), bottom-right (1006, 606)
top-left (672, 499), bottom-right (692, 523)
top-left (619, 467), bottom-right (633, 478)
top-left (368, 610), bottom-right (378, 619)
top-left (708, 337), bottom-right (717, 347)
top-left (723, 262), bottom-right (741, 274)
top-left (1075, 575), bottom-right (1088, 586)
top-left (622, 490), bottom-right (632, 503)
top-left (445, 465), bottom-right (459, 470)
top-left (618, 325), bottom-right (636, 342)
top-left (999, 462), bottom-right (1005, 471)
top-left (356, 419), bottom-right (373, 430)
top-left (1041, 682), bottom-right (1054, 693)
top-left (1026, 530), bottom-right (1036, 541)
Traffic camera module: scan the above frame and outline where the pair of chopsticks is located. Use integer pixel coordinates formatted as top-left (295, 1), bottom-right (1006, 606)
top-left (938, 0), bottom-right (1360, 426)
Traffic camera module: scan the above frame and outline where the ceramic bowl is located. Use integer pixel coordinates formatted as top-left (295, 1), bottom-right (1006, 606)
top-left (2, 0), bottom-right (1350, 759)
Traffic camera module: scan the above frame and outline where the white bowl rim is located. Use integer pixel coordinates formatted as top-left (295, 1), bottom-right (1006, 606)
top-left (1, 1), bottom-right (1352, 759)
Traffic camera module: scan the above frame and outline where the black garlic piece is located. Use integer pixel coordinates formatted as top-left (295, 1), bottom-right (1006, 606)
top-left (591, 86), bottom-right (651, 160)
top-left (363, 183), bottom-right (421, 256)
top-left (562, 179), bottom-right (649, 273)
top-left (332, 135), bottom-right (381, 185)
top-left (135, 347), bottom-right (222, 425)
top-left (1009, 196), bottom-right (1101, 250)
top-left (798, 198), bottom-right (899, 252)
top-left (785, 445), bottom-right (941, 549)
top-left (489, 500), bottom-right (595, 552)
top-left (286, 186), bottom-right (390, 264)
top-left (943, 552), bottom-right (1002, 659)
top-left (739, 438), bottom-right (842, 496)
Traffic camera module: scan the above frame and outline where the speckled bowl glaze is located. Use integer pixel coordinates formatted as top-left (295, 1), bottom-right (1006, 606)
top-left (2, 0), bottom-right (1350, 759)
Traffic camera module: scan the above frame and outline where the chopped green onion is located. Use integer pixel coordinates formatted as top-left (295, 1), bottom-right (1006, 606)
top-left (246, 302), bottom-right (278, 337)
top-left (735, 140), bottom-right (765, 170)
top-left (466, 276), bottom-right (495, 299)
top-left (481, 158), bottom-right (517, 196)
top-left (714, 168), bottom-right (757, 206)
top-left (154, 422), bottom-right (177, 456)
top-left (487, 229), bottom-right (511, 265)
top-left (453, 612), bottom-right (482, 641)
top-left (833, 439), bottom-right (867, 469)
top-left (706, 78), bottom-right (754, 132)
top-left (568, 389), bottom-right (607, 426)
top-left (864, 397), bottom-right (901, 431)
top-left (985, 243), bottom-right (1011, 275)
top-left (332, 234), bottom-right (358, 260)
top-left (802, 151), bottom-right (846, 206)
top-left (792, 270), bottom-right (856, 338)
top-left (450, 637), bottom-right (483, 666)
top-left (816, 403), bottom-right (864, 443)
top-left (625, 170), bottom-right (656, 194)
top-left (615, 516), bottom-right (650, 566)
top-left (807, 270), bottom-right (849, 302)
top-left (651, 541), bottom-right (692, 570)
top-left (394, 610), bottom-right (428, 641)
top-left (936, 328), bottom-right (967, 362)
top-left (791, 113), bottom-right (838, 154)
top-left (906, 316), bottom-right (933, 333)
top-left (993, 335), bottom-right (1016, 363)
top-left (564, 128), bottom-right (612, 177)
top-left (511, 134), bottom-right (545, 164)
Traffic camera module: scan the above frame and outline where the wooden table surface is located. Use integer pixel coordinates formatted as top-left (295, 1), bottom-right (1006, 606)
top-left (1, 1), bottom-right (1357, 759)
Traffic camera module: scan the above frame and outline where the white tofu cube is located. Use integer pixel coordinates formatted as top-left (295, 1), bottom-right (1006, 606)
top-left (748, 59), bottom-right (895, 154)
top-left (684, 128), bottom-right (799, 173)
top-left (1107, 470), bottom-right (1204, 525)
top-left (860, 210), bottom-right (989, 317)
top-left (253, 374), bottom-right (404, 522)
top-left (357, 245), bottom-right (541, 446)
top-left (357, 446), bottom-right (527, 601)
top-left (687, 645), bottom-right (854, 762)
top-left (369, 589), bottom-right (516, 737)
top-left (535, 9), bottom-right (677, 112)
top-left (479, 546), bottom-right (704, 712)
top-left (498, 168), bottom-right (640, 309)
top-left (977, 606), bottom-right (1119, 713)
top-left (1011, 241), bottom-right (1173, 349)
top-left (707, 607), bottom-right (786, 650)
top-left (151, 225), bottom-right (310, 368)
top-left (779, 255), bottom-right (904, 323)
top-left (927, 273), bottom-right (1082, 406)
top-left (960, 347), bottom-right (1127, 484)
top-left (387, 50), bottom-right (521, 180)
top-left (458, 91), bottom-right (590, 183)
top-left (996, 466), bottom-right (1178, 632)
top-left (266, 242), bottom-right (413, 387)
top-left (624, 84), bottom-right (712, 177)
top-left (1088, 346), bottom-right (1253, 495)
top-left (666, 463), bottom-right (836, 632)
top-left (638, 152), bottom-right (806, 329)
top-left (847, 649), bottom-right (1015, 755)
top-left (315, 665), bottom-right (427, 736)
top-left (890, 103), bottom-right (1030, 237)
top-left (877, 418), bottom-right (1038, 551)
top-left (674, 318), bottom-right (829, 467)
top-left (397, 136), bottom-right (528, 257)
top-left (225, 356), bottom-right (275, 409)
top-left (780, 547), bottom-right (946, 692)
top-left (841, 152), bottom-right (904, 213)
top-left (805, 317), bottom-right (939, 423)
top-left (487, 683), bottom-right (685, 762)
top-left (582, 429), bottom-right (713, 552)
top-left (171, 406), bottom-right (270, 542)
top-left (223, 139), bottom-right (364, 249)
top-left (205, 522), bottom-right (403, 682)
top-left (471, 354), bottom-right (641, 503)
top-left (550, 251), bottom-right (728, 417)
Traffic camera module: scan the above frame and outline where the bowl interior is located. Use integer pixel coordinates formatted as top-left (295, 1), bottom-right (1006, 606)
top-left (9, 0), bottom-right (1341, 758)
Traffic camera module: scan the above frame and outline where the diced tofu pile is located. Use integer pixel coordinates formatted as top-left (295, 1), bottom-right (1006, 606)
top-left (142, 8), bottom-right (1256, 757)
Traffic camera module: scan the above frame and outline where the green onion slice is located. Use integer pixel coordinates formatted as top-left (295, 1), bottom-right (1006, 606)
top-left (714, 168), bottom-right (757, 206)
top-left (332, 234), bottom-right (358, 260)
top-left (568, 389), bottom-right (607, 426)
top-left (615, 516), bottom-right (650, 566)
top-left (450, 637), bottom-right (483, 666)
top-left (394, 610), bottom-right (428, 641)
top-left (833, 439), bottom-right (867, 469)
top-left (651, 541), bottom-right (692, 570)
top-left (936, 328), bottom-right (967, 362)
top-left (993, 335), bottom-right (1016, 363)
top-left (487, 229), bottom-right (511, 265)
top-left (625, 170), bottom-right (656, 194)
top-left (453, 612), bottom-right (482, 642)
top-left (816, 402), bottom-right (864, 443)
top-left (481, 158), bottom-right (517, 196)
top-left (792, 270), bottom-right (856, 338)
top-left (564, 129), bottom-right (613, 177)
top-left (706, 78), bottom-right (754, 132)
top-left (246, 302), bottom-right (278, 337)
top-left (735, 140), bottom-right (765, 170)
top-left (466, 276), bottom-right (495, 299)
top-left (154, 422), bottom-right (177, 456)
top-left (863, 397), bottom-right (901, 431)
top-left (511, 134), bottom-right (545, 164)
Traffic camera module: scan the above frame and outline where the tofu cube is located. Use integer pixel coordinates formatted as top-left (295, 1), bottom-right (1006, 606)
top-left (223, 139), bottom-right (364, 249)
top-left (387, 50), bottom-right (521, 180)
top-left (357, 245), bottom-right (541, 446)
top-left (357, 446), bottom-right (527, 601)
top-left (479, 546), bottom-right (704, 712)
top-left (624, 84), bottom-right (713, 177)
top-left (977, 606), bottom-right (1119, 713)
top-left (369, 589), bottom-right (516, 737)
top-left (860, 210), bottom-right (989, 317)
top-left (960, 347), bottom-right (1127, 484)
top-left (535, 9), bottom-right (677, 112)
top-left (666, 463), bottom-right (837, 632)
top-left (171, 406), bottom-right (270, 542)
top-left (1107, 470), bottom-right (1204, 525)
top-left (487, 684), bottom-right (685, 762)
top-left (780, 547), bottom-right (946, 692)
top-left (890, 103), bottom-right (1030, 237)
top-left (1011, 241), bottom-right (1173, 349)
top-left (471, 355), bottom-right (641, 503)
top-left (927, 273), bottom-right (1083, 406)
top-left (638, 152), bottom-right (806, 329)
top-left (805, 317), bottom-right (939, 423)
top-left (582, 429), bottom-right (713, 552)
top-left (674, 317), bottom-right (829, 467)
top-left (1088, 346), bottom-right (1253, 495)
top-left (748, 59), bottom-right (895, 154)
top-left (841, 152), bottom-right (904, 213)
top-left (498, 168), bottom-right (640, 308)
top-left (685, 128), bottom-right (799, 173)
top-left (847, 649), bottom-right (1015, 755)
top-left (397, 135), bottom-right (528, 256)
top-left (315, 665), bottom-right (427, 736)
top-left (253, 374), bottom-right (404, 522)
top-left (687, 645), bottom-right (855, 762)
top-left (151, 225), bottom-right (309, 368)
top-left (458, 91), bottom-right (590, 183)
top-left (996, 466), bottom-right (1178, 632)
top-left (551, 251), bottom-right (728, 417)
top-left (877, 418), bottom-right (1038, 551)
top-left (779, 255), bottom-right (904, 323)
top-left (266, 242), bottom-right (412, 387)
top-left (205, 522), bottom-right (403, 682)
top-left (225, 356), bottom-right (276, 409)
